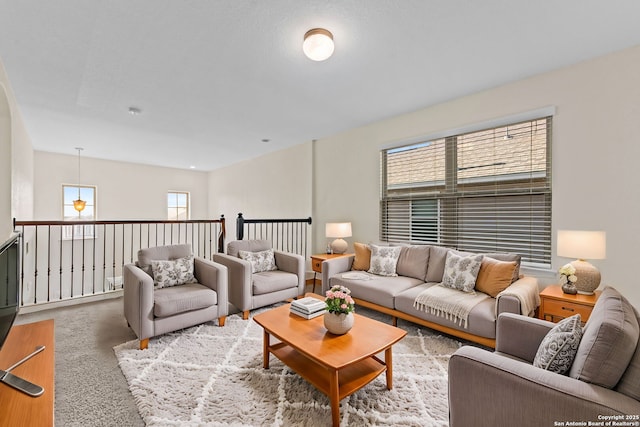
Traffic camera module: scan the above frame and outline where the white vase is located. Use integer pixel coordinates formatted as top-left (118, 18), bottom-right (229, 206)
top-left (323, 312), bottom-right (354, 335)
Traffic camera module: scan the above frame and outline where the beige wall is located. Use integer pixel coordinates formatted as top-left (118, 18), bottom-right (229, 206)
top-left (208, 142), bottom-right (313, 242)
top-left (0, 60), bottom-right (34, 244)
top-left (313, 44), bottom-right (640, 307)
top-left (33, 152), bottom-right (209, 220)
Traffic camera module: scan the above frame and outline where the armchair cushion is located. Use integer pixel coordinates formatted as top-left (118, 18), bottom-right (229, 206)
top-left (227, 240), bottom-right (271, 257)
top-left (238, 249), bottom-right (278, 273)
top-left (151, 255), bottom-right (196, 288)
top-left (137, 244), bottom-right (192, 278)
top-left (253, 270), bottom-right (298, 295)
top-left (569, 286), bottom-right (639, 388)
top-left (533, 314), bottom-right (583, 374)
top-left (153, 283), bottom-right (218, 318)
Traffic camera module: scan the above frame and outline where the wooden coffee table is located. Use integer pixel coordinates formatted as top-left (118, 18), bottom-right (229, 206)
top-left (253, 297), bottom-right (407, 427)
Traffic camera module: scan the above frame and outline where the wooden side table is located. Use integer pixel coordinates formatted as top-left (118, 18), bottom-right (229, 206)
top-left (539, 285), bottom-right (601, 325)
top-left (310, 253), bottom-right (354, 293)
top-left (0, 319), bottom-right (55, 426)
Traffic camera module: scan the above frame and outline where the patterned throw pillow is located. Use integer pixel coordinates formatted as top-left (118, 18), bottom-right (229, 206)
top-left (534, 314), bottom-right (583, 374)
top-left (368, 244), bottom-right (402, 277)
top-left (238, 249), bottom-right (278, 274)
top-left (151, 255), bottom-right (196, 288)
top-left (441, 252), bottom-right (483, 293)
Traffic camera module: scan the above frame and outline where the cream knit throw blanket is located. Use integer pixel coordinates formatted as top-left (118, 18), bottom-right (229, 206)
top-left (496, 278), bottom-right (541, 317)
top-left (414, 285), bottom-right (489, 329)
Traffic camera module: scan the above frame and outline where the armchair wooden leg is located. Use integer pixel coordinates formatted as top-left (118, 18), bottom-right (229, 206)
top-left (242, 310), bottom-right (249, 320)
top-left (218, 316), bottom-right (226, 326)
top-left (139, 338), bottom-right (149, 350)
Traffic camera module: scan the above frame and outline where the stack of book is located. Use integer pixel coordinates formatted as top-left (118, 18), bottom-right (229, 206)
top-left (290, 297), bottom-right (327, 319)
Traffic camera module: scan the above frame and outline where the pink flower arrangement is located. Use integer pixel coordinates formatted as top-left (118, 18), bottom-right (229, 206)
top-left (325, 285), bottom-right (355, 314)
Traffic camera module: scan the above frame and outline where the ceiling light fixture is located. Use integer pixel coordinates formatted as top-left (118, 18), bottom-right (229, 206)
top-left (73, 147), bottom-right (86, 212)
top-left (128, 106), bottom-right (141, 115)
top-left (303, 28), bottom-right (334, 61)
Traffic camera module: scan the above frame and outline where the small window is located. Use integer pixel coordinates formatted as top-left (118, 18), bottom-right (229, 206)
top-left (62, 185), bottom-right (96, 239)
top-left (168, 192), bottom-right (189, 220)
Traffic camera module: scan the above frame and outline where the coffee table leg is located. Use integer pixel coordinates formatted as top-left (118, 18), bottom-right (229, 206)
top-left (385, 347), bottom-right (393, 390)
top-left (263, 330), bottom-right (270, 369)
top-left (329, 369), bottom-right (340, 427)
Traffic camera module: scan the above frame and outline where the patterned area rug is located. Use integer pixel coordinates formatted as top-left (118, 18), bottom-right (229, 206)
top-left (114, 308), bottom-right (461, 426)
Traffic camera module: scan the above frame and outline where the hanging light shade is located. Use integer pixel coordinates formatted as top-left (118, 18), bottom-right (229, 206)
top-left (303, 28), bottom-right (334, 61)
top-left (73, 147), bottom-right (86, 212)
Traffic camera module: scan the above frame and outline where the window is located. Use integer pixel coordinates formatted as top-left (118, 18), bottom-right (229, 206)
top-left (381, 117), bottom-right (552, 267)
top-left (167, 192), bottom-right (189, 220)
top-left (62, 185), bottom-right (96, 239)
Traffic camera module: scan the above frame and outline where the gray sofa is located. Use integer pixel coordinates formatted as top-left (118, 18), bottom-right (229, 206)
top-left (322, 244), bottom-right (539, 347)
top-left (449, 286), bottom-right (640, 426)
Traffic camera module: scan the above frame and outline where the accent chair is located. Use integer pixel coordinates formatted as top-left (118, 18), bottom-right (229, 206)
top-left (448, 286), bottom-right (640, 426)
top-left (213, 240), bottom-right (305, 319)
top-left (123, 244), bottom-right (228, 350)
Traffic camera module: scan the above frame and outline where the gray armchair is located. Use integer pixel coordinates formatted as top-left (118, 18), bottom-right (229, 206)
top-left (123, 244), bottom-right (228, 350)
top-left (213, 240), bottom-right (305, 319)
top-left (448, 286), bottom-right (640, 427)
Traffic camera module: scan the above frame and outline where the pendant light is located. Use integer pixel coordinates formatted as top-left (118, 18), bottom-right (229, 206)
top-left (73, 147), bottom-right (86, 212)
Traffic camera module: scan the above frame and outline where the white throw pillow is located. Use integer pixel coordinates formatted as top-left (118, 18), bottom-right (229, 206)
top-left (534, 314), bottom-right (583, 374)
top-left (239, 249), bottom-right (278, 273)
top-left (368, 244), bottom-right (402, 277)
top-left (441, 252), bottom-right (483, 293)
top-left (151, 255), bottom-right (196, 288)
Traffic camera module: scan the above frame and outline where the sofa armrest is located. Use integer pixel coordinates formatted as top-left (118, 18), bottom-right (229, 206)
top-left (194, 257), bottom-right (229, 317)
top-left (321, 255), bottom-right (355, 294)
top-left (274, 251), bottom-right (306, 294)
top-left (212, 253), bottom-right (252, 312)
top-left (496, 275), bottom-right (540, 316)
top-left (495, 312), bottom-right (554, 362)
top-left (449, 346), bottom-right (640, 427)
top-left (123, 263), bottom-right (155, 341)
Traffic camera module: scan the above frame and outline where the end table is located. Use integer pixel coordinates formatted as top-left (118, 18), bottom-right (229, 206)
top-left (538, 284), bottom-right (601, 325)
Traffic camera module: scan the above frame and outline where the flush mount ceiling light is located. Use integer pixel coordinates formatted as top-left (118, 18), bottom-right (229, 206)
top-left (303, 28), bottom-right (334, 61)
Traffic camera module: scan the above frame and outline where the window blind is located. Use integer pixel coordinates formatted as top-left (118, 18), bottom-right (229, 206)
top-left (380, 117), bottom-right (552, 267)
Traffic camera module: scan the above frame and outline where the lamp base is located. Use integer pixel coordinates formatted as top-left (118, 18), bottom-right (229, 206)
top-left (330, 238), bottom-right (348, 254)
top-left (571, 259), bottom-right (601, 295)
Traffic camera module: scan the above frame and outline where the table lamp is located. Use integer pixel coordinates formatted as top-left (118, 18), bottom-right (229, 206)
top-left (325, 222), bottom-right (352, 254)
top-left (557, 230), bottom-right (606, 295)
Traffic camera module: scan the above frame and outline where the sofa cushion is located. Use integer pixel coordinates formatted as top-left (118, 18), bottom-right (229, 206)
top-left (475, 257), bottom-right (518, 298)
top-left (368, 245), bottom-right (402, 277)
top-left (615, 305), bottom-right (640, 400)
top-left (533, 314), bottom-right (583, 374)
top-left (395, 283), bottom-right (498, 339)
top-left (151, 255), bottom-right (196, 288)
top-left (252, 270), bottom-right (298, 295)
top-left (569, 287), bottom-right (640, 388)
top-left (396, 245), bottom-right (430, 280)
top-left (441, 252), bottom-right (483, 293)
top-left (330, 274), bottom-right (422, 308)
top-left (239, 248), bottom-right (278, 273)
top-left (352, 242), bottom-right (371, 271)
top-left (153, 283), bottom-right (217, 317)
top-left (483, 252), bottom-right (522, 283)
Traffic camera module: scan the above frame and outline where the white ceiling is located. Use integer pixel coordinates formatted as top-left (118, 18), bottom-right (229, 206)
top-left (1, 0), bottom-right (640, 171)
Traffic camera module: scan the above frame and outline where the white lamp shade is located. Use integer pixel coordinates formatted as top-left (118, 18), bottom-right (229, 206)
top-left (325, 222), bottom-right (352, 238)
top-left (557, 230), bottom-right (606, 260)
top-left (303, 28), bottom-right (334, 61)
